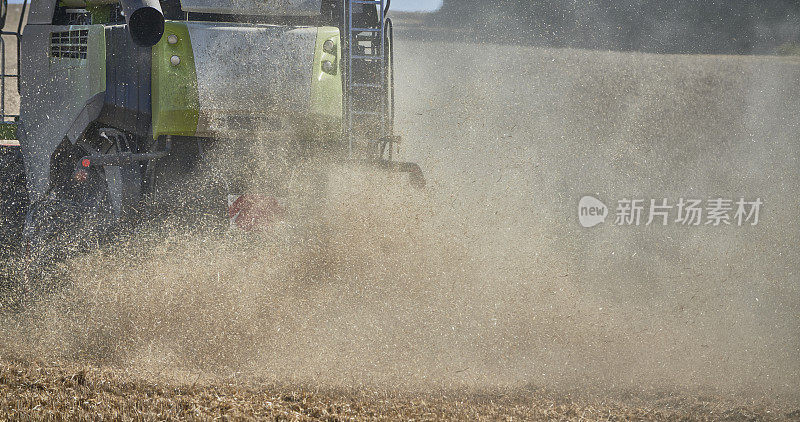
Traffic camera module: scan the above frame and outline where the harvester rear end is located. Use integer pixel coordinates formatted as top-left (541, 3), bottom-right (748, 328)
top-left (0, 0), bottom-right (424, 273)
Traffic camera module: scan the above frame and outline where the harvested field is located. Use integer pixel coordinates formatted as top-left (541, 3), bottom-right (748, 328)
top-left (2, 360), bottom-right (797, 420)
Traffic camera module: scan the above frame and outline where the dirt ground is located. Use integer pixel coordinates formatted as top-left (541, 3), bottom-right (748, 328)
top-left (2, 6), bottom-right (800, 421)
top-left (2, 359), bottom-right (798, 421)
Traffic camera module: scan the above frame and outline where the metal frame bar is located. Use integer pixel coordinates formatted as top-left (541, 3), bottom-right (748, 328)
top-left (346, 0), bottom-right (352, 155)
top-left (383, 16), bottom-right (393, 161)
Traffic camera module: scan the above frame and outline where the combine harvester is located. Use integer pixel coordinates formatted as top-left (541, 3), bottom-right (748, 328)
top-left (0, 0), bottom-right (424, 268)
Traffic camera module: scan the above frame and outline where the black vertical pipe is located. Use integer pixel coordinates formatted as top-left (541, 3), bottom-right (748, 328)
top-left (119, 0), bottom-right (164, 47)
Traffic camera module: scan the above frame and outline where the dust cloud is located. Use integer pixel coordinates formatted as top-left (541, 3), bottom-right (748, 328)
top-left (1, 7), bottom-right (800, 408)
top-left (1, 155), bottom-right (798, 403)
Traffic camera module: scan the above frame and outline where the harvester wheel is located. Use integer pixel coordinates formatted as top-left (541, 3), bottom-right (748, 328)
top-left (24, 168), bottom-right (115, 274)
top-left (1, 149), bottom-right (27, 293)
top-left (0, 150), bottom-right (27, 261)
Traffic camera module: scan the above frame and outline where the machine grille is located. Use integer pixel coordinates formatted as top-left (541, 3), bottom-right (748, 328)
top-left (50, 29), bottom-right (89, 59)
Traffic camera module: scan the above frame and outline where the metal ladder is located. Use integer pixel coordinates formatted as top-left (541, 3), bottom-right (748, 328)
top-left (345, 0), bottom-right (390, 160)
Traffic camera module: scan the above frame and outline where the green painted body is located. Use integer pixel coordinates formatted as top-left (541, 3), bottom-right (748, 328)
top-left (17, 12), bottom-right (343, 144)
top-left (15, 6), bottom-right (349, 201)
top-left (309, 27), bottom-right (344, 135)
top-left (151, 22), bottom-right (343, 141)
top-left (85, 5), bottom-right (114, 24)
top-left (152, 21), bottom-right (200, 139)
top-left (0, 123), bottom-right (17, 140)
top-left (60, 0), bottom-right (117, 23)
top-left (23, 7), bottom-right (343, 143)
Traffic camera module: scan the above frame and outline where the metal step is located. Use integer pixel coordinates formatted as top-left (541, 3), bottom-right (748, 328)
top-left (351, 55), bottom-right (384, 60)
